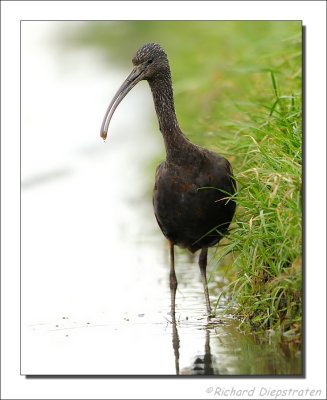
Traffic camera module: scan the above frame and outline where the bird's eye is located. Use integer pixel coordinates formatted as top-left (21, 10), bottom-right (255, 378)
top-left (147, 59), bottom-right (153, 65)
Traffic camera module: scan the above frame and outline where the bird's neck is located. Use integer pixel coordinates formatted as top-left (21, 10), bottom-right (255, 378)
top-left (148, 74), bottom-right (193, 162)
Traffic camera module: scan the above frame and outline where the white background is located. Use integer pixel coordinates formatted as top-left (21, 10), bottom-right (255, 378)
top-left (1, 1), bottom-right (326, 399)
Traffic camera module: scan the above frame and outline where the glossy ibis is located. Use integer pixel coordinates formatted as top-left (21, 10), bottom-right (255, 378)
top-left (100, 43), bottom-right (236, 315)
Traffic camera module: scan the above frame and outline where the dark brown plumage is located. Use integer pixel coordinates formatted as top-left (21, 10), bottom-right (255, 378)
top-left (100, 43), bottom-right (236, 316)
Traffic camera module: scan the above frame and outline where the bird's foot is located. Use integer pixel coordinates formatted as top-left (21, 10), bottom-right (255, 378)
top-left (206, 307), bottom-right (215, 319)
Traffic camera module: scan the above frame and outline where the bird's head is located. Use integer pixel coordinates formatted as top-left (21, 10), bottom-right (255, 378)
top-left (132, 43), bottom-right (169, 80)
top-left (100, 43), bottom-right (169, 140)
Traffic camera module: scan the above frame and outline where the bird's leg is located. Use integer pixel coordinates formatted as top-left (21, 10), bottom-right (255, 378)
top-left (169, 241), bottom-right (178, 318)
top-left (168, 241), bottom-right (179, 374)
top-left (199, 247), bottom-right (212, 315)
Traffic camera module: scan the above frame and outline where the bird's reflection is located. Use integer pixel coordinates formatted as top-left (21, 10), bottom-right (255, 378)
top-left (171, 313), bottom-right (180, 375)
top-left (170, 304), bottom-right (216, 375)
top-left (193, 329), bottom-right (215, 375)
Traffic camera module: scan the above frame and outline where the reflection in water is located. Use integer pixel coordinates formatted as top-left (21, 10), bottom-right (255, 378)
top-left (171, 314), bottom-right (180, 375)
top-left (170, 279), bottom-right (215, 376)
top-left (180, 329), bottom-right (215, 375)
top-left (169, 310), bottom-right (301, 376)
top-left (202, 329), bottom-right (215, 375)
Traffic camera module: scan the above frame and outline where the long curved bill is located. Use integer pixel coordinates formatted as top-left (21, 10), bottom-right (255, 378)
top-left (100, 66), bottom-right (145, 140)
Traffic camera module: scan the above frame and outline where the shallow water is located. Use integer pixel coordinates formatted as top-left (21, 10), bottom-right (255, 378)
top-left (21, 22), bottom-right (301, 376)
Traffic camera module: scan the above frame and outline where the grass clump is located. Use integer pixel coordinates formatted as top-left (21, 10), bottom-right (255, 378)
top-left (212, 51), bottom-right (302, 339)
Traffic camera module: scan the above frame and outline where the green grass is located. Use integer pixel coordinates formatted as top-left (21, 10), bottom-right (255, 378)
top-left (60, 21), bottom-right (302, 339)
top-left (205, 33), bottom-right (302, 340)
top-left (213, 70), bottom-right (302, 337)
